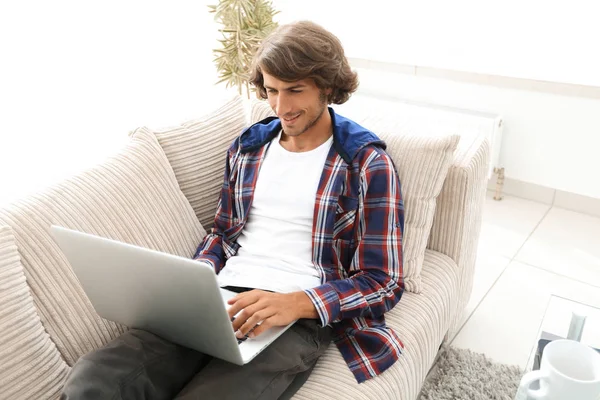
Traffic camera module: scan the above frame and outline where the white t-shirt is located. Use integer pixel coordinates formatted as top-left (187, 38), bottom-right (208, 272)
top-left (216, 131), bottom-right (333, 293)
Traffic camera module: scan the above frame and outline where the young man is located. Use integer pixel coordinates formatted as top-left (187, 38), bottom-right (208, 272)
top-left (62, 20), bottom-right (404, 400)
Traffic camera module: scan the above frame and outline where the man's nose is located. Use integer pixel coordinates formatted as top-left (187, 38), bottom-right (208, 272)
top-left (275, 93), bottom-right (292, 116)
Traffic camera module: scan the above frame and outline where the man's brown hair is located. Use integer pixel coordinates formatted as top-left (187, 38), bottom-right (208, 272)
top-left (249, 21), bottom-right (358, 105)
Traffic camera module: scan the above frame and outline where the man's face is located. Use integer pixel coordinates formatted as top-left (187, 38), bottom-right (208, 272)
top-left (262, 71), bottom-right (330, 137)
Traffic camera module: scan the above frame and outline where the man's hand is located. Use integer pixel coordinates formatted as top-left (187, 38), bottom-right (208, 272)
top-left (227, 290), bottom-right (318, 339)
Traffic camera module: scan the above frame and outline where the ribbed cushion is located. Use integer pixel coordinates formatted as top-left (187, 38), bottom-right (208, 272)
top-left (377, 133), bottom-right (459, 292)
top-left (293, 249), bottom-right (459, 400)
top-left (0, 128), bottom-right (206, 366)
top-left (249, 98), bottom-right (277, 122)
top-left (0, 225), bottom-right (70, 400)
top-left (249, 100), bottom-right (459, 293)
top-left (249, 98), bottom-right (275, 124)
top-left (147, 95), bottom-right (248, 229)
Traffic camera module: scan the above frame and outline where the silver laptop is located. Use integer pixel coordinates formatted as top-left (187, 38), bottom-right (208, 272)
top-left (49, 225), bottom-right (295, 365)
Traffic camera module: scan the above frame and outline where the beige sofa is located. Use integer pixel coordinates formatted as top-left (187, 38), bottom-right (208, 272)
top-left (0, 95), bottom-right (489, 399)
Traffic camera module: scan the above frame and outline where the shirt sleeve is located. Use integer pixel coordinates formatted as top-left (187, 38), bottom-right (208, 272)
top-left (193, 144), bottom-right (237, 274)
top-left (304, 150), bottom-right (404, 326)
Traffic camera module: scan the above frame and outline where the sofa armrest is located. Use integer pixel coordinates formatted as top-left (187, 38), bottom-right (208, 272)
top-left (426, 135), bottom-right (490, 336)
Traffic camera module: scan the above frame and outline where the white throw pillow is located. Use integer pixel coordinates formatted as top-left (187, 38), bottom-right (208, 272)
top-left (377, 131), bottom-right (459, 292)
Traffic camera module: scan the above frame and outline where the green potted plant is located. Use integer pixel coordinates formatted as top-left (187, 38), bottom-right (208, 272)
top-left (209, 0), bottom-right (279, 98)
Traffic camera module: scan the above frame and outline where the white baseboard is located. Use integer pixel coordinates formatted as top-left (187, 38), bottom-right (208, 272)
top-left (487, 177), bottom-right (600, 218)
top-left (553, 190), bottom-right (600, 218)
top-left (487, 177), bottom-right (555, 204)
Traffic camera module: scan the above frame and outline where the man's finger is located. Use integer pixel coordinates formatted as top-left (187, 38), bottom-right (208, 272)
top-left (227, 292), bottom-right (260, 320)
top-left (227, 290), bottom-right (252, 305)
top-left (236, 308), bottom-right (274, 337)
top-left (248, 318), bottom-right (274, 338)
top-left (231, 303), bottom-right (264, 332)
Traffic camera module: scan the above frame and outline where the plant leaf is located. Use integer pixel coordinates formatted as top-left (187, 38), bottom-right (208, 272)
top-left (210, 0), bottom-right (278, 91)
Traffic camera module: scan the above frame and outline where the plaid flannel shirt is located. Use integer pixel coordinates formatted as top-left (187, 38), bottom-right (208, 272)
top-left (194, 108), bottom-right (405, 383)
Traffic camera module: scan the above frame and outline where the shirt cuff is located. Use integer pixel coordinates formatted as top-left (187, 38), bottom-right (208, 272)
top-left (194, 257), bottom-right (215, 272)
top-left (304, 283), bottom-right (341, 327)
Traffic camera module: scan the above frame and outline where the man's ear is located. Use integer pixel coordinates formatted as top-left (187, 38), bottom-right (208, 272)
top-left (323, 87), bottom-right (333, 103)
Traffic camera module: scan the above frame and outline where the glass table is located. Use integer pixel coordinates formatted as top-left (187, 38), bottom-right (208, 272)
top-left (515, 295), bottom-right (600, 398)
top-left (525, 295), bottom-right (600, 373)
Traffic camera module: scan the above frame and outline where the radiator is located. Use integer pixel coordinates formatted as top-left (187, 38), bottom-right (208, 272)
top-left (333, 93), bottom-right (503, 180)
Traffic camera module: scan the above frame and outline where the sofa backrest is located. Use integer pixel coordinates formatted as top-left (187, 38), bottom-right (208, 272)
top-left (333, 96), bottom-right (489, 326)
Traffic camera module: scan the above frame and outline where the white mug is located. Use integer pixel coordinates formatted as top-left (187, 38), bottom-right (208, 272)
top-left (516, 339), bottom-right (600, 400)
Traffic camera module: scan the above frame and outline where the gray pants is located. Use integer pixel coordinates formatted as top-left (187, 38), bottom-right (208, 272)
top-left (61, 319), bottom-right (332, 400)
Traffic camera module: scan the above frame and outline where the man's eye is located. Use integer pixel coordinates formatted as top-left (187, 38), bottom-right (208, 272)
top-left (267, 89), bottom-right (277, 94)
top-left (290, 90), bottom-right (302, 94)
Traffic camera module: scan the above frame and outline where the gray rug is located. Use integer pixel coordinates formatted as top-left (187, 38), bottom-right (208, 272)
top-left (419, 347), bottom-right (523, 400)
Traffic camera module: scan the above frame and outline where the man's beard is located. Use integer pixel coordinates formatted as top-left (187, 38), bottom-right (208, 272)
top-left (288, 91), bottom-right (328, 137)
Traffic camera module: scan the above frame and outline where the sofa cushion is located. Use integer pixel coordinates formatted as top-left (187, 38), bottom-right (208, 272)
top-left (0, 225), bottom-right (70, 399)
top-left (250, 100), bottom-right (459, 293)
top-left (0, 128), bottom-right (206, 366)
top-left (292, 249), bottom-right (459, 399)
top-left (146, 95), bottom-right (248, 229)
top-left (376, 132), bottom-right (459, 293)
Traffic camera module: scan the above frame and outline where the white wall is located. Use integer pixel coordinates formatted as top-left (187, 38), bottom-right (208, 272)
top-left (273, 0), bottom-right (600, 199)
top-left (350, 67), bottom-right (600, 199)
top-left (274, 0), bottom-right (600, 87)
top-left (1, 1), bottom-right (599, 206)
top-left (0, 0), bottom-right (235, 206)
